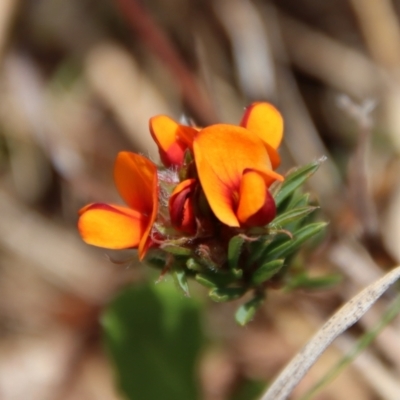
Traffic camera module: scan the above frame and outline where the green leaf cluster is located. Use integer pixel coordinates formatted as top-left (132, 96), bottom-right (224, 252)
top-left (146, 159), bottom-right (332, 326)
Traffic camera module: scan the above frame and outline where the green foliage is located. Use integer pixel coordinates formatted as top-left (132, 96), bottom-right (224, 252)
top-left (235, 294), bottom-right (265, 326)
top-left (145, 160), bottom-right (333, 326)
top-left (274, 158), bottom-right (325, 208)
top-left (284, 272), bottom-right (342, 291)
top-left (209, 286), bottom-right (246, 302)
top-left (251, 259), bottom-right (285, 285)
top-left (263, 222), bottom-right (328, 262)
top-left (228, 235), bottom-right (246, 269)
top-left (102, 281), bottom-right (204, 400)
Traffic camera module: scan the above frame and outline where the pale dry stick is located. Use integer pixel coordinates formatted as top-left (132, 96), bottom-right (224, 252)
top-left (330, 240), bottom-right (400, 371)
top-left (334, 334), bottom-right (400, 400)
top-left (260, 5), bottom-right (342, 214)
top-left (114, 0), bottom-right (218, 126)
top-left (350, 0), bottom-right (400, 72)
top-left (214, 0), bottom-right (276, 100)
top-left (85, 42), bottom-right (169, 160)
top-left (0, 0), bottom-right (19, 63)
top-left (276, 10), bottom-right (381, 99)
top-left (0, 188), bottom-right (124, 302)
top-left (338, 96), bottom-right (380, 240)
top-left (260, 265), bottom-right (400, 400)
top-left (329, 240), bottom-right (382, 287)
top-left (299, 332), bottom-right (400, 400)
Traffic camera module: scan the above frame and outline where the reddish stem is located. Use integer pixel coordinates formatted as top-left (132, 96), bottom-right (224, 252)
top-left (114, 0), bottom-right (218, 125)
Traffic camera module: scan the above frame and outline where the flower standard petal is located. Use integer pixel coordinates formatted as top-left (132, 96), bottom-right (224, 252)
top-left (194, 124), bottom-right (278, 227)
top-left (240, 102), bottom-right (283, 169)
top-left (240, 102), bottom-right (283, 149)
top-left (149, 115), bottom-right (197, 166)
top-left (78, 203), bottom-right (147, 249)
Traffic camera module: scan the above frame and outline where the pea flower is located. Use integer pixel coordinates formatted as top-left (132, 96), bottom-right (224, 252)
top-left (78, 152), bottom-right (158, 260)
top-left (193, 103), bottom-right (284, 227)
top-left (78, 101), bottom-right (327, 325)
top-left (149, 115), bottom-right (197, 167)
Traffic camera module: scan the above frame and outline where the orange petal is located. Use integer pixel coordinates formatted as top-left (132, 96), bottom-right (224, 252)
top-left (169, 179), bottom-right (197, 234)
top-left (78, 203), bottom-right (147, 249)
top-left (114, 152), bottom-right (157, 216)
top-left (237, 171), bottom-right (276, 226)
top-left (113, 152), bottom-right (158, 259)
top-left (240, 102), bottom-right (283, 150)
top-left (149, 115), bottom-right (197, 166)
top-left (193, 124), bottom-right (273, 227)
top-left (263, 143), bottom-right (281, 169)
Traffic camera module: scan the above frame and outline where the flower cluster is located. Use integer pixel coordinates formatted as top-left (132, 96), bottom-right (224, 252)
top-left (78, 102), bottom-right (326, 324)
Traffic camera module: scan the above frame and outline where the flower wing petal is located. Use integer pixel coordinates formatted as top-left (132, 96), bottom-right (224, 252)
top-left (78, 203), bottom-right (146, 249)
top-left (240, 102), bottom-right (283, 150)
top-left (114, 152), bottom-right (157, 215)
top-left (237, 170), bottom-right (276, 226)
top-left (237, 170), bottom-right (267, 225)
top-left (149, 115), bottom-right (197, 166)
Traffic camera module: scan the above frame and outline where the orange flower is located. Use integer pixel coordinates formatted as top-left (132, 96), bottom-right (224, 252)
top-left (193, 103), bottom-right (284, 228)
top-left (149, 115), bottom-right (198, 167)
top-left (78, 152), bottom-right (158, 260)
top-left (240, 102), bottom-right (283, 169)
top-left (169, 178), bottom-right (197, 234)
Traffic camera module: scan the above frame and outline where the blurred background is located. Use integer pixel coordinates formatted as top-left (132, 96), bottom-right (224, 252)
top-left (1, 0), bottom-right (400, 399)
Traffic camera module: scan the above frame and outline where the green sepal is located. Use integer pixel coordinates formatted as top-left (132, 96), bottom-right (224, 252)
top-left (228, 235), bottom-right (245, 270)
top-left (162, 245), bottom-right (192, 256)
top-left (264, 222), bottom-right (328, 262)
top-left (270, 206), bottom-right (318, 228)
top-left (195, 268), bottom-right (243, 288)
top-left (173, 267), bottom-right (190, 297)
top-left (285, 272), bottom-right (342, 291)
top-left (251, 259), bottom-right (285, 285)
top-left (274, 159), bottom-right (324, 207)
top-left (209, 287), bottom-right (246, 302)
top-left (235, 294), bottom-right (265, 326)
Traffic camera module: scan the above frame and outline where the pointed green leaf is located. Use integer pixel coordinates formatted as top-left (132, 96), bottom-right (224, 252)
top-left (235, 295), bottom-right (265, 326)
top-left (265, 222), bottom-right (328, 261)
top-left (246, 236), bottom-right (275, 267)
top-left (228, 235), bottom-right (246, 270)
top-left (285, 273), bottom-right (342, 291)
top-left (195, 274), bottom-right (218, 288)
top-left (195, 269), bottom-right (243, 288)
top-left (271, 206), bottom-right (318, 228)
top-left (209, 287), bottom-right (246, 302)
top-left (288, 192), bottom-right (310, 209)
top-left (173, 268), bottom-right (190, 297)
top-left (275, 158), bottom-right (325, 207)
top-left (251, 259), bottom-right (285, 285)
